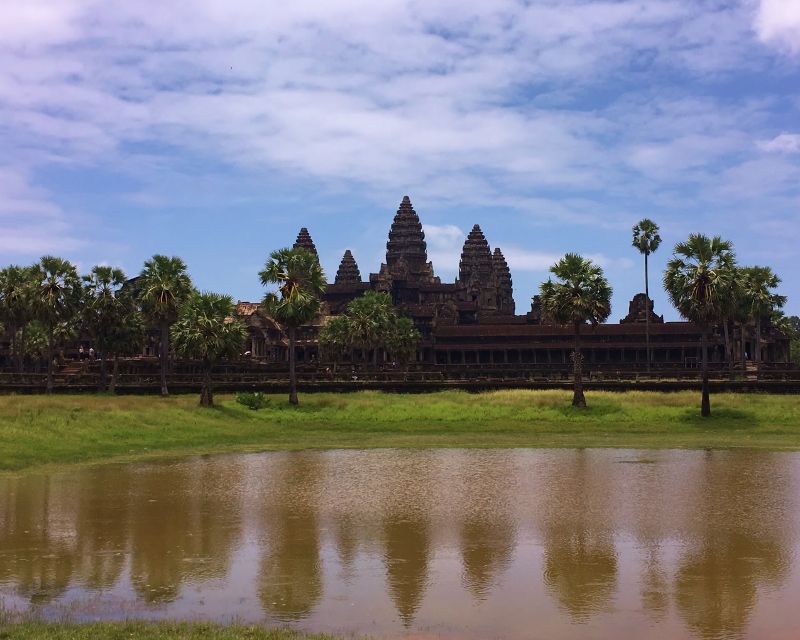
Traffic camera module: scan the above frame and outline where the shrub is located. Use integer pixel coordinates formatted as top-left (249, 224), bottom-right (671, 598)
top-left (236, 392), bottom-right (270, 411)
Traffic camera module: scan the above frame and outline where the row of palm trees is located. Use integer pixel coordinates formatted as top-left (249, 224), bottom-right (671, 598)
top-left (0, 255), bottom-right (245, 405)
top-left (545, 226), bottom-right (787, 416)
top-left (0, 232), bottom-right (789, 414)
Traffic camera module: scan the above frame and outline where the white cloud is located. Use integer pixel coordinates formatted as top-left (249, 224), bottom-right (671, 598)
top-left (424, 223), bottom-right (465, 276)
top-left (758, 133), bottom-right (800, 153)
top-left (755, 0), bottom-right (800, 52)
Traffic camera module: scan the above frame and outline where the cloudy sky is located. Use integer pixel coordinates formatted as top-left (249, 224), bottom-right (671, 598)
top-left (2, 0), bottom-right (799, 320)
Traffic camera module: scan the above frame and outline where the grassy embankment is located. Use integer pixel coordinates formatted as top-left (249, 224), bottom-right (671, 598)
top-left (2, 390), bottom-right (800, 472)
top-left (0, 619), bottom-right (348, 640)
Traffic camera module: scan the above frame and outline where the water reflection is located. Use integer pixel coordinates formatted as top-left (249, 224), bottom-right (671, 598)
top-left (539, 449), bottom-right (618, 622)
top-left (0, 449), bottom-right (798, 640)
top-left (457, 451), bottom-right (516, 600)
top-left (674, 452), bottom-right (793, 640)
top-left (258, 453), bottom-right (323, 621)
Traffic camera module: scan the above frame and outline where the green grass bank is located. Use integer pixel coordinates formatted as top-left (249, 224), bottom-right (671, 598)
top-left (2, 390), bottom-right (800, 472)
top-left (0, 619), bottom-right (347, 640)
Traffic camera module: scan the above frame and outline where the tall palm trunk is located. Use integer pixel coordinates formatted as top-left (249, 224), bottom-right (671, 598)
top-left (288, 325), bottom-right (298, 405)
top-left (46, 324), bottom-right (54, 394)
top-left (160, 321), bottom-right (169, 397)
top-left (755, 315), bottom-right (762, 380)
top-left (722, 320), bottom-right (733, 379)
top-left (572, 321), bottom-right (586, 408)
top-left (740, 321), bottom-right (747, 374)
top-left (109, 355), bottom-right (120, 394)
top-left (701, 328), bottom-right (710, 417)
top-left (10, 323), bottom-right (17, 373)
top-left (200, 357), bottom-right (213, 407)
top-left (18, 324), bottom-right (27, 373)
top-left (645, 252), bottom-right (650, 373)
top-left (98, 352), bottom-right (108, 393)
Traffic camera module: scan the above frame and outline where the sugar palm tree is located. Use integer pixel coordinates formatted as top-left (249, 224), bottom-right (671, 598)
top-left (83, 266), bottom-right (129, 392)
top-left (260, 248), bottom-right (326, 405)
top-left (33, 256), bottom-right (83, 393)
top-left (385, 316), bottom-right (421, 379)
top-left (138, 255), bottom-right (194, 397)
top-left (107, 310), bottom-right (145, 394)
top-left (346, 291), bottom-right (394, 368)
top-left (317, 315), bottom-right (352, 374)
top-left (539, 254), bottom-right (612, 408)
top-left (632, 219), bottom-right (661, 372)
top-left (739, 266), bottom-right (785, 378)
top-left (171, 292), bottom-right (247, 407)
top-left (664, 235), bottom-right (736, 417)
top-left (0, 265), bottom-right (37, 372)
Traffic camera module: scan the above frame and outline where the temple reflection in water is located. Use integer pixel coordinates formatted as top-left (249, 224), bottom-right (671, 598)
top-left (0, 449), bottom-right (798, 640)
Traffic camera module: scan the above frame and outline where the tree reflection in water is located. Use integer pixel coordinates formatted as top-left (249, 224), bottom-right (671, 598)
top-left (674, 451), bottom-right (792, 640)
top-left (258, 452), bottom-right (324, 621)
top-left (0, 475), bottom-right (76, 603)
top-left (539, 449), bottom-right (618, 622)
top-left (130, 459), bottom-right (243, 603)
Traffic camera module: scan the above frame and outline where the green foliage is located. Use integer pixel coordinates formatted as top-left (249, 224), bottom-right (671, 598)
top-left (345, 290), bottom-right (394, 352)
top-left (33, 256), bottom-right (83, 330)
top-left (663, 235), bottom-right (737, 327)
top-left (259, 248), bottom-right (327, 330)
top-left (539, 254), bottom-right (612, 326)
top-left (317, 315), bottom-right (352, 360)
top-left (138, 255), bottom-right (194, 325)
top-left (632, 218), bottom-right (661, 256)
top-left (739, 266), bottom-right (786, 323)
top-left (83, 266), bottom-right (135, 355)
top-left (385, 316), bottom-right (421, 365)
top-left (171, 293), bottom-right (247, 363)
top-left (236, 391), bottom-right (271, 410)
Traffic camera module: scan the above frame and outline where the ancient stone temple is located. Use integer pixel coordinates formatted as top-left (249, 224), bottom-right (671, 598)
top-left (620, 293), bottom-right (663, 324)
top-left (230, 195), bottom-right (792, 372)
top-left (293, 227), bottom-right (318, 256)
top-left (335, 250), bottom-right (361, 285)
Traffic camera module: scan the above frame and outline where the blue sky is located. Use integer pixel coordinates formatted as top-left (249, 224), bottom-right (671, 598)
top-left (2, 0), bottom-right (800, 321)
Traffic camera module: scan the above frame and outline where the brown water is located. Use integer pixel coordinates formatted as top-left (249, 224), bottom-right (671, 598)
top-left (1, 449), bottom-right (799, 640)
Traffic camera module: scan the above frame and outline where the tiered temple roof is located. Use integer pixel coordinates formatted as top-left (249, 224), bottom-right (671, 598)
top-left (335, 249), bottom-right (362, 285)
top-left (458, 225), bottom-right (494, 284)
top-left (293, 228), bottom-right (318, 256)
top-left (493, 248), bottom-right (515, 314)
top-left (386, 196), bottom-right (429, 274)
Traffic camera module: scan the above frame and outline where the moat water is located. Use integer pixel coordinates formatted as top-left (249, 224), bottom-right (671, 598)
top-left (1, 448), bottom-right (799, 639)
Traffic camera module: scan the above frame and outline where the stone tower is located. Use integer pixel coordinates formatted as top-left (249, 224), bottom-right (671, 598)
top-left (334, 249), bottom-right (362, 285)
top-left (493, 248), bottom-right (515, 315)
top-left (293, 228), bottom-right (318, 257)
top-left (456, 225), bottom-right (499, 310)
top-left (371, 196), bottom-right (438, 299)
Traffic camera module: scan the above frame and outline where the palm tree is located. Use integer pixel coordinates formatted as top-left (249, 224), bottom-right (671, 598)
top-left (739, 266), bottom-right (786, 379)
top-left (83, 266), bottom-right (129, 392)
top-left (33, 256), bottom-right (83, 393)
top-left (539, 254), bottom-right (612, 408)
top-left (664, 235), bottom-right (736, 417)
top-left (171, 292), bottom-right (247, 407)
top-left (632, 219), bottom-right (661, 372)
top-left (107, 310), bottom-right (145, 394)
top-left (385, 316), bottom-right (421, 379)
top-left (317, 315), bottom-right (352, 375)
top-left (0, 265), bottom-right (36, 372)
top-left (346, 291), bottom-right (394, 368)
top-left (259, 248), bottom-right (326, 405)
top-left (138, 255), bottom-right (194, 397)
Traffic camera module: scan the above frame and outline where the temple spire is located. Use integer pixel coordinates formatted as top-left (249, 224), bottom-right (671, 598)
top-left (335, 249), bottom-right (362, 284)
top-left (459, 224), bottom-right (493, 283)
top-left (293, 228), bottom-right (318, 257)
top-left (493, 247), bottom-right (515, 314)
top-left (385, 196), bottom-right (428, 272)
